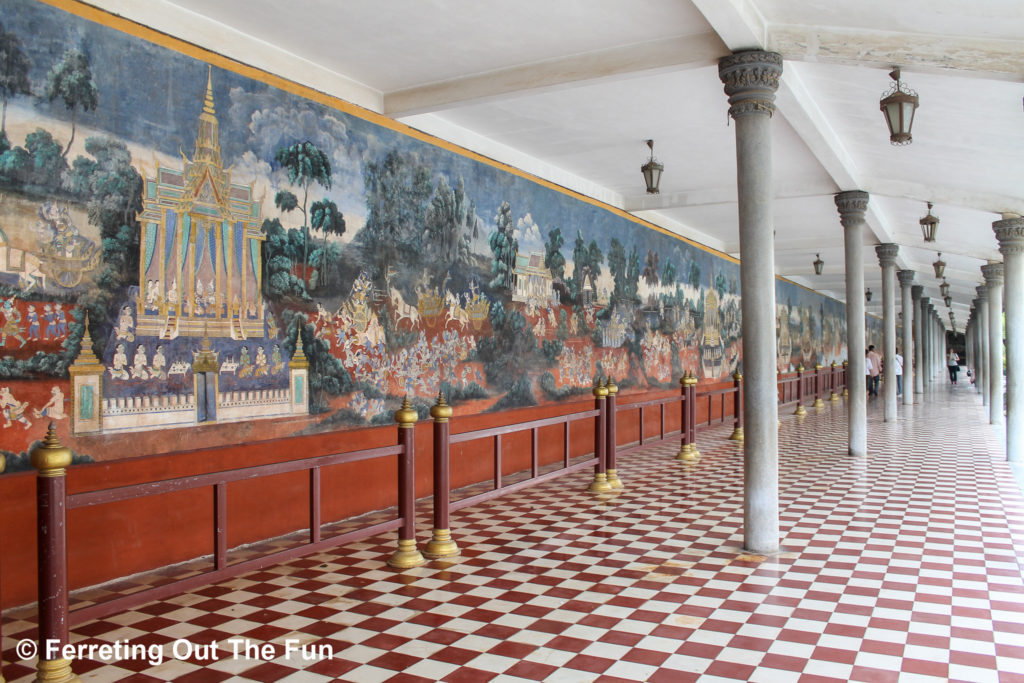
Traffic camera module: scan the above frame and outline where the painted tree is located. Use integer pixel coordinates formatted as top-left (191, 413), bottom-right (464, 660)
top-left (687, 260), bottom-right (701, 289)
top-left (0, 22), bottom-right (31, 139)
top-left (425, 174), bottom-right (473, 268)
top-left (45, 48), bottom-right (98, 158)
top-left (274, 141), bottom-right (332, 287)
top-left (569, 229), bottom-right (587, 301)
top-left (543, 227), bottom-right (565, 282)
top-left (488, 200), bottom-right (518, 293)
top-left (626, 244), bottom-right (641, 302)
top-left (715, 272), bottom-right (727, 296)
top-left (642, 249), bottom-right (660, 287)
top-left (310, 198), bottom-right (345, 289)
top-left (607, 238), bottom-right (627, 303)
top-left (661, 260), bottom-right (676, 289)
top-left (359, 148), bottom-right (433, 285)
top-left (585, 240), bottom-right (603, 292)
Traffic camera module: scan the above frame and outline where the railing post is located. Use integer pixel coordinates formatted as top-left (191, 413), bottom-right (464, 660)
top-left (389, 398), bottom-right (425, 569)
top-left (813, 363), bottom-right (825, 409)
top-left (588, 380), bottom-right (613, 492)
top-left (842, 360), bottom-right (850, 397)
top-left (0, 452), bottom-right (5, 683)
top-left (729, 371), bottom-right (744, 441)
top-left (794, 365), bottom-right (807, 415)
top-left (424, 394), bottom-right (459, 559)
top-left (688, 372), bottom-right (701, 458)
top-left (677, 371), bottom-right (693, 460)
top-left (605, 378), bottom-right (623, 489)
top-left (31, 425), bottom-right (80, 683)
top-left (830, 361), bottom-right (840, 401)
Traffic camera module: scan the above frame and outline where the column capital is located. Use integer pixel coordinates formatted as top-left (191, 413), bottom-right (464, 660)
top-left (920, 296), bottom-right (930, 307)
top-left (982, 262), bottom-right (1004, 287)
top-left (994, 217), bottom-right (1024, 255)
top-left (976, 284), bottom-right (989, 301)
top-left (875, 243), bottom-right (899, 267)
top-left (834, 191), bottom-right (870, 229)
top-left (911, 284), bottom-right (923, 300)
top-left (718, 50), bottom-right (782, 119)
top-left (897, 269), bottom-right (916, 287)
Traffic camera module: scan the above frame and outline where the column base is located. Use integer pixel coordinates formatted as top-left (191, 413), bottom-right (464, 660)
top-left (34, 657), bottom-right (81, 683)
top-left (606, 468), bottom-right (624, 489)
top-left (728, 426), bottom-right (744, 441)
top-left (387, 538), bottom-right (426, 569)
top-left (794, 404), bottom-right (807, 416)
top-left (587, 473), bottom-right (614, 492)
top-left (676, 443), bottom-right (698, 461)
top-left (423, 528), bottom-right (460, 559)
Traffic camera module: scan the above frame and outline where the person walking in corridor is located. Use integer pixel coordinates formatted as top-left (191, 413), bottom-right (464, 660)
top-left (867, 345), bottom-right (882, 397)
top-left (948, 349), bottom-right (960, 384)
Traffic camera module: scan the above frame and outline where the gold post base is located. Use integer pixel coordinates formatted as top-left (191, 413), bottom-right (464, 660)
top-left (843, 388), bottom-right (849, 397)
top-left (813, 398), bottom-right (825, 409)
top-left (794, 404), bottom-right (807, 416)
top-left (34, 658), bottom-right (80, 683)
top-left (606, 469), bottom-right (624, 489)
top-left (830, 392), bottom-right (839, 402)
top-left (728, 427), bottom-right (744, 441)
top-left (677, 443), bottom-right (699, 461)
top-left (387, 538), bottom-right (426, 569)
top-left (588, 473), bottom-right (614, 492)
top-left (423, 528), bottom-right (460, 559)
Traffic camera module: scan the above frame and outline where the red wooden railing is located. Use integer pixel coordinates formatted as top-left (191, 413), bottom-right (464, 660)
top-left (8, 364), bottom-right (849, 682)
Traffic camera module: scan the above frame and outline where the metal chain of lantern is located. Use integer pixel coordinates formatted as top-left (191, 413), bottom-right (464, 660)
top-left (880, 67), bottom-right (919, 145)
top-left (813, 253), bottom-right (824, 275)
top-left (920, 202), bottom-right (939, 242)
top-left (933, 252), bottom-right (946, 278)
top-left (641, 139), bottom-right (663, 195)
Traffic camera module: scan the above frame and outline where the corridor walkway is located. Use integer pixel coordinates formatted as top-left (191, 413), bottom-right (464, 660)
top-left (3, 381), bottom-right (1024, 682)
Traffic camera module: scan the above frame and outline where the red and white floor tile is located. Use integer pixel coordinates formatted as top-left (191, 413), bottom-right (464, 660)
top-left (3, 380), bottom-right (1024, 682)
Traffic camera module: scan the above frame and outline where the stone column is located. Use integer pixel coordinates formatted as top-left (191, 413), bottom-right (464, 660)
top-left (836, 191), bottom-right (869, 456)
top-left (983, 263), bottom-right (1004, 425)
top-left (977, 286), bottom-right (989, 407)
top-left (994, 219), bottom-right (1023, 460)
top-left (898, 270), bottom-right (915, 404)
top-left (719, 50), bottom-right (783, 554)
top-left (921, 297), bottom-right (932, 387)
top-left (877, 244), bottom-right (899, 421)
top-left (912, 285), bottom-right (924, 395)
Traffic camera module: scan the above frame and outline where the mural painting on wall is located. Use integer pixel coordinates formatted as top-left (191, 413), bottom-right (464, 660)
top-left (775, 279), bottom-right (848, 373)
top-left (0, 0), bottom-right (848, 468)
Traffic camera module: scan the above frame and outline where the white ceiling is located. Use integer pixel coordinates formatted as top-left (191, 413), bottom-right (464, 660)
top-left (88, 0), bottom-right (1024, 332)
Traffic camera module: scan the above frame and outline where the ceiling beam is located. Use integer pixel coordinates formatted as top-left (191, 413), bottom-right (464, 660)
top-left (861, 178), bottom-right (1024, 216)
top-left (622, 177), bottom-right (837, 211)
top-left (384, 32), bottom-right (726, 117)
top-left (770, 25), bottom-right (1024, 80)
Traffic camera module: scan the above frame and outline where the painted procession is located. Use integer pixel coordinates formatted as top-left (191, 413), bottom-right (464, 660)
top-left (0, 0), bottom-right (850, 465)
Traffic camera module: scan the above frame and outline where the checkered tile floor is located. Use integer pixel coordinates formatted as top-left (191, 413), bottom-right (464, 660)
top-left (4, 378), bottom-right (1024, 682)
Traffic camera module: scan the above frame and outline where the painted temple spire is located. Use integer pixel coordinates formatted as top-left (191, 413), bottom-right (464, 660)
top-left (193, 65), bottom-right (222, 167)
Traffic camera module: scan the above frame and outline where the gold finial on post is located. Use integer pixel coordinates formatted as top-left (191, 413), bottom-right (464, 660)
top-left (31, 424), bottom-right (73, 477)
top-left (394, 396), bottom-right (418, 427)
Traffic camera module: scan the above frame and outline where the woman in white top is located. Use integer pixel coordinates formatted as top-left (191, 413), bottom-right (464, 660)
top-left (947, 349), bottom-right (960, 384)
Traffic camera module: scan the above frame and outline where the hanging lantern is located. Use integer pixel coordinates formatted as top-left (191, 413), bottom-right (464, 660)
top-left (640, 139), bottom-right (663, 195)
top-left (813, 253), bottom-right (824, 275)
top-left (865, 288), bottom-right (873, 303)
top-left (920, 202), bottom-right (939, 242)
top-left (879, 67), bottom-right (919, 145)
top-left (940, 278), bottom-right (950, 298)
top-left (933, 252), bottom-right (946, 278)
top-left (944, 295), bottom-right (952, 308)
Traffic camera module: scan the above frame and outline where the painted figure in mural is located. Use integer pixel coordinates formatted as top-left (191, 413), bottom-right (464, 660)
top-left (43, 304), bottom-right (57, 340)
top-left (131, 345), bottom-right (150, 380)
top-left (1, 297), bottom-right (27, 348)
top-left (34, 385), bottom-right (67, 420)
top-left (0, 386), bottom-right (32, 429)
top-left (253, 346), bottom-right (268, 377)
top-left (109, 343), bottom-right (129, 380)
top-left (272, 345), bottom-right (284, 374)
top-left (26, 305), bottom-right (40, 340)
top-left (237, 346), bottom-right (252, 378)
top-left (115, 305), bottom-right (135, 341)
top-left (151, 344), bottom-right (168, 380)
top-left (55, 303), bottom-right (67, 337)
